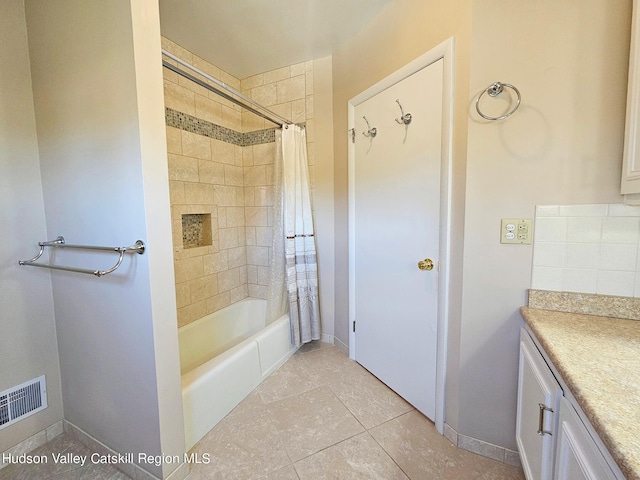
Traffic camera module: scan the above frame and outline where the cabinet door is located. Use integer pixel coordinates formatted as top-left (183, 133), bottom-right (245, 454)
top-left (517, 329), bottom-right (563, 480)
top-left (554, 397), bottom-right (617, 480)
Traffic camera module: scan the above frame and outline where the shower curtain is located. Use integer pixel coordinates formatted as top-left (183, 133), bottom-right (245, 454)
top-left (266, 125), bottom-right (321, 346)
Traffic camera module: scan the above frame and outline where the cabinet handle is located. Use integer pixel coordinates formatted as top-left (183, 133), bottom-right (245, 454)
top-left (537, 403), bottom-right (553, 436)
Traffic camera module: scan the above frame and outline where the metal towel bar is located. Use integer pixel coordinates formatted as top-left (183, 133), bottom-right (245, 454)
top-left (19, 236), bottom-right (145, 277)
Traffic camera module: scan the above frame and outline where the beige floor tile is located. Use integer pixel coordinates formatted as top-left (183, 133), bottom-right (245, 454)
top-left (298, 345), bottom-right (353, 384)
top-left (267, 386), bottom-right (365, 462)
top-left (328, 360), bottom-right (414, 429)
top-left (189, 408), bottom-right (290, 480)
top-left (296, 340), bottom-right (335, 354)
top-left (256, 353), bottom-right (323, 403)
top-left (294, 432), bottom-right (409, 480)
top-left (370, 410), bottom-right (500, 480)
top-left (257, 465), bottom-right (300, 480)
top-left (227, 388), bottom-right (266, 418)
top-left (479, 462), bottom-right (526, 480)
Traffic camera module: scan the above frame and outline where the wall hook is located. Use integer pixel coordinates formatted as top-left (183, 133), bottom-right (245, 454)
top-left (395, 99), bottom-right (412, 125)
top-left (362, 116), bottom-right (377, 138)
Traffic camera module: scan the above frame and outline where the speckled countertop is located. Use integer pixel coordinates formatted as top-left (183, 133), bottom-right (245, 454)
top-left (520, 306), bottom-right (640, 480)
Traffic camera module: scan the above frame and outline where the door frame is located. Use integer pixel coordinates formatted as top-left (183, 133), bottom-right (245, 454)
top-left (347, 37), bottom-right (454, 435)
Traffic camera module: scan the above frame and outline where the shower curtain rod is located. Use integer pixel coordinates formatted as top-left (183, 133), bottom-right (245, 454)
top-left (161, 50), bottom-right (291, 128)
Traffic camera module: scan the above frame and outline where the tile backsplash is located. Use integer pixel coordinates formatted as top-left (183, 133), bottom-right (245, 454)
top-left (531, 204), bottom-right (640, 298)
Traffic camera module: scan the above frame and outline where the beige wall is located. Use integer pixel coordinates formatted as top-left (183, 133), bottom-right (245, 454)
top-left (331, 0), bottom-right (473, 430)
top-left (0, 0), bottom-right (63, 453)
top-left (460, 0), bottom-right (631, 449)
top-left (331, 0), bottom-right (632, 453)
top-left (25, 1), bottom-right (184, 477)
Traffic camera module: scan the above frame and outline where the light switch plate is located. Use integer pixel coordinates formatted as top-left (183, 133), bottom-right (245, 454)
top-left (501, 218), bottom-right (533, 244)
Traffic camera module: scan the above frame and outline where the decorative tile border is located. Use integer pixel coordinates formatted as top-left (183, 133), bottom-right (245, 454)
top-left (166, 107), bottom-right (289, 146)
top-left (528, 289), bottom-right (640, 321)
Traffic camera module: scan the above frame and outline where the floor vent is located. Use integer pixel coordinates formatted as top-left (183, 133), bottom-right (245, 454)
top-left (0, 375), bottom-right (47, 430)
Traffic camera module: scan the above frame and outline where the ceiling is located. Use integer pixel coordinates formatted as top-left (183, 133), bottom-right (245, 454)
top-left (159, 0), bottom-right (392, 79)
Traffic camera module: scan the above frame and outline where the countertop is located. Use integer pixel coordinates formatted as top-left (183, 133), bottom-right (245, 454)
top-left (520, 306), bottom-right (640, 480)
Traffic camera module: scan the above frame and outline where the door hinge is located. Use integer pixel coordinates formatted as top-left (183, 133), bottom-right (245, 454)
top-left (353, 321), bottom-right (356, 332)
top-left (349, 128), bottom-right (355, 143)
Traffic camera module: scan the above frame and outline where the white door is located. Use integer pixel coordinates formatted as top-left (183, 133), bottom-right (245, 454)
top-left (352, 59), bottom-right (443, 419)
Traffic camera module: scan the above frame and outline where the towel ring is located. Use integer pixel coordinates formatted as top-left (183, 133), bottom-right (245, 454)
top-left (475, 82), bottom-right (521, 121)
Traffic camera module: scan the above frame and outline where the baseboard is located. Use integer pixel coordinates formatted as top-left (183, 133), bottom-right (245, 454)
top-left (331, 335), bottom-right (349, 355)
top-left (63, 420), bottom-right (189, 480)
top-left (0, 420), bottom-right (64, 470)
top-left (443, 423), bottom-right (522, 468)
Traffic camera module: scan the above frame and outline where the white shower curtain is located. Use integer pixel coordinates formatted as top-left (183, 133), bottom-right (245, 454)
top-left (266, 125), bottom-right (321, 346)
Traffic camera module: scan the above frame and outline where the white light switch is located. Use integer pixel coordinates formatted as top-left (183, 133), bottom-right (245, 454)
top-left (501, 218), bottom-right (533, 244)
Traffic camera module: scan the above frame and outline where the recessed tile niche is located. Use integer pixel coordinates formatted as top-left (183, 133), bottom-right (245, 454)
top-left (181, 213), bottom-right (212, 249)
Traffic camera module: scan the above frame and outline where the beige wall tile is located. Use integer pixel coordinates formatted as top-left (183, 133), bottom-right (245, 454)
top-left (178, 73), bottom-right (209, 97)
top-left (247, 246), bottom-right (269, 266)
top-left (256, 227), bottom-right (273, 247)
top-left (168, 153), bottom-right (199, 182)
top-left (175, 282), bottom-right (190, 309)
top-left (230, 284), bottom-right (249, 304)
top-left (161, 37), bottom-right (193, 63)
top-left (245, 227), bottom-right (257, 246)
top-left (248, 284), bottom-right (268, 300)
top-left (305, 70), bottom-right (314, 94)
top-left (219, 227), bottom-right (239, 249)
top-left (192, 55), bottom-right (221, 81)
top-left (245, 207), bottom-right (269, 227)
top-left (277, 75), bottom-right (305, 103)
top-left (169, 180), bottom-right (186, 205)
top-left (204, 251), bottom-right (229, 275)
top-left (270, 103), bottom-right (293, 124)
top-left (164, 80), bottom-right (195, 116)
top-left (290, 62), bottom-right (306, 77)
top-left (226, 206), bottom-right (246, 227)
top-left (218, 267), bottom-right (241, 292)
top-left (247, 264), bottom-right (258, 284)
top-left (177, 301), bottom-right (207, 328)
top-left (228, 246), bottom-right (247, 268)
top-left (242, 110), bottom-right (266, 132)
top-left (219, 70), bottom-right (241, 91)
top-left (241, 73), bottom-right (264, 91)
top-left (264, 66), bottom-right (291, 84)
top-left (235, 186), bottom-right (245, 206)
top-left (166, 126), bottom-right (182, 154)
top-left (174, 256), bottom-right (204, 283)
top-left (242, 146), bottom-right (254, 167)
top-left (257, 266), bottom-right (270, 286)
top-left (222, 105), bottom-right (242, 131)
top-left (252, 143), bottom-right (275, 166)
top-left (244, 165), bottom-right (267, 186)
top-left (251, 84), bottom-right (277, 107)
top-left (184, 183), bottom-right (214, 205)
top-left (206, 291), bottom-right (231, 314)
top-left (189, 275), bottom-right (218, 303)
top-left (195, 94), bottom-right (223, 125)
top-left (214, 185), bottom-right (239, 206)
top-left (182, 130), bottom-right (211, 160)
top-left (224, 164), bottom-right (244, 186)
top-left (212, 138), bottom-right (235, 164)
top-left (254, 186), bottom-right (273, 207)
top-left (244, 187), bottom-right (255, 206)
top-left (305, 95), bottom-right (314, 120)
top-left (292, 99), bottom-right (306, 123)
top-left (199, 160), bottom-right (225, 185)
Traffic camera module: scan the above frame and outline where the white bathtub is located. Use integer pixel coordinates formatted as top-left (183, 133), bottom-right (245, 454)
top-left (179, 298), bottom-right (295, 450)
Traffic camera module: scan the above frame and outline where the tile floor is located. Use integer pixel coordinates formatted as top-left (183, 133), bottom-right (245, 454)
top-left (1, 342), bottom-right (526, 480)
top-left (187, 342), bottom-right (526, 480)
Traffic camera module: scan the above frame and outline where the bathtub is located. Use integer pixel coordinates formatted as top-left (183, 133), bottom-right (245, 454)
top-left (179, 298), bottom-right (295, 450)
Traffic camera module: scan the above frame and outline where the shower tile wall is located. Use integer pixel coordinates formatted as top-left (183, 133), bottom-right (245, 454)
top-left (162, 37), bottom-right (315, 327)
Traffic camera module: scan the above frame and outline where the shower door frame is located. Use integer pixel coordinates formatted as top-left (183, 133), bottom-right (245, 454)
top-left (347, 37), bottom-right (454, 435)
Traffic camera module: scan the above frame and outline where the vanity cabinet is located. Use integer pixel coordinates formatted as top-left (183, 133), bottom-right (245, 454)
top-left (516, 329), bottom-right (563, 480)
top-left (554, 397), bottom-right (617, 480)
top-left (623, 0), bottom-right (640, 200)
top-left (517, 328), bottom-right (623, 480)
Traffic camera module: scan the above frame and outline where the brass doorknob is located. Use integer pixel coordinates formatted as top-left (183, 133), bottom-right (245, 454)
top-left (418, 258), bottom-right (434, 271)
